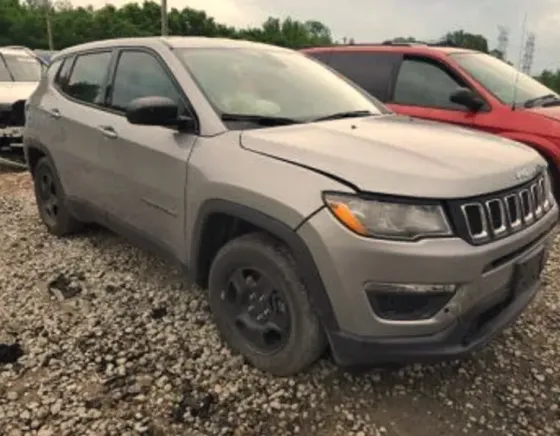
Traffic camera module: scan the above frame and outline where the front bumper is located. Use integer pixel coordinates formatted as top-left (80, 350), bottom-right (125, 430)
top-left (0, 101), bottom-right (25, 147)
top-left (298, 204), bottom-right (558, 366)
top-left (0, 126), bottom-right (24, 145)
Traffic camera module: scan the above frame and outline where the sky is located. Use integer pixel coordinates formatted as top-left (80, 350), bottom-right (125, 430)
top-left (72, 0), bottom-right (560, 73)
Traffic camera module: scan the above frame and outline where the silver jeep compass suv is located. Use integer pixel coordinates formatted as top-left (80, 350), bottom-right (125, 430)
top-left (24, 37), bottom-right (558, 376)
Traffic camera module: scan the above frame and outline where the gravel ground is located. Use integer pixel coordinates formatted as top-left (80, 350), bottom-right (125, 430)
top-left (0, 167), bottom-right (559, 436)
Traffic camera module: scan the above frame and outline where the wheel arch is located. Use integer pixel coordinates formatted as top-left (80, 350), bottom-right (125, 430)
top-left (189, 198), bottom-right (339, 331)
top-left (23, 137), bottom-right (54, 174)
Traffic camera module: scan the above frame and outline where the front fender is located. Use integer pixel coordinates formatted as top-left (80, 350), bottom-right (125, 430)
top-left (498, 131), bottom-right (560, 167)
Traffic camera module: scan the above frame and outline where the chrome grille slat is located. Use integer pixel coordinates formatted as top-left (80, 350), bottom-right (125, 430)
top-left (459, 173), bottom-right (551, 244)
top-left (485, 198), bottom-right (507, 236)
top-left (505, 194), bottom-right (522, 230)
top-left (519, 189), bottom-right (534, 223)
top-left (461, 203), bottom-right (488, 241)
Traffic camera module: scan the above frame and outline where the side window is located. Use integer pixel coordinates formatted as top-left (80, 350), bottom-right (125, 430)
top-left (45, 59), bottom-right (62, 83)
top-left (325, 52), bottom-right (401, 102)
top-left (109, 50), bottom-right (182, 112)
top-left (393, 58), bottom-right (466, 110)
top-left (65, 51), bottom-right (112, 105)
top-left (55, 57), bottom-right (73, 89)
top-left (307, 51), bottom-right (332, 65)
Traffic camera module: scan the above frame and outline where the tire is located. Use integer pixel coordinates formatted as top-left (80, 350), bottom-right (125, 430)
top-left (32, 156), bottom-right (82, 236)
top-left (208, 232), bottom-right (327, 376)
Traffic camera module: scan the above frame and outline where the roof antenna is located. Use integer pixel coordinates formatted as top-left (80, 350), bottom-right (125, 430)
top-left (511, 13), bottom-right (528, 111)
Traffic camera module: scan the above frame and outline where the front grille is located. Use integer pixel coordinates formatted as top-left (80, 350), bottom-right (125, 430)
top-left (0, 109), bottom-right (10, 128)
top-left (0, 101), bottom-right (26, 128)
top-left (449, 172), bottom-right (553, 245)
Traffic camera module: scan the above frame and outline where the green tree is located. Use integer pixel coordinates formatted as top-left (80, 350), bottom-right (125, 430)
top-left (0, 0), bottom-right (334, 50)
top-left (535, 69), bottom-right (560, 94)
top-left (443, 30), bottom-right (489, 52)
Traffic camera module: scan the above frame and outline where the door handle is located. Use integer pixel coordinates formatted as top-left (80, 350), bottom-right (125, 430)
top-left (98, 125), bottom-right (118, 139)
top-left (48, 108), bottom-right (60, 119)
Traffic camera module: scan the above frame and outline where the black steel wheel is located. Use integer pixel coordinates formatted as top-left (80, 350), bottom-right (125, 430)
top-left (208, 233), bottom-right (326, 376)
top-left (32, 156), bottom-right (82, 236)
top-left (222, 266), bottom-right (292, 354)
top-left (36, 168), bottom-right (59, 226)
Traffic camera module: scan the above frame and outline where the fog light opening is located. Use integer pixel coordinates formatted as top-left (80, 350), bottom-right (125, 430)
top-left (365, 282), bottom-right (458, 321)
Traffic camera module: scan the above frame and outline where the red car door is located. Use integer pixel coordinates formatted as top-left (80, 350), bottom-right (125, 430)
top-left (387, 55), bottom-right (488, 130)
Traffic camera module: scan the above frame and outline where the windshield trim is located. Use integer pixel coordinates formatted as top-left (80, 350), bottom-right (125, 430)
top-left (449, 52), bottom-right (557, 108)
top-left (173, 47), bottom-right (392, 130)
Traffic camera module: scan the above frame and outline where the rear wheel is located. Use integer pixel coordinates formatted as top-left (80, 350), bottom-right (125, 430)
top-left (208, 233), bottom-right (326, 376)
top-left (32, 157), bottom-right (82, 236)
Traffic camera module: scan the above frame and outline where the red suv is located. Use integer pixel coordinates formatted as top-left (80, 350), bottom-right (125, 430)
top-left (302, 43), bottom-right (560, 197)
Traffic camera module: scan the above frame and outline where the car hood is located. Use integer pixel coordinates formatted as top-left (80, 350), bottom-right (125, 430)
top-left (0, 82), bottom-right (38, 106)
top-left (240, 115), bottom-right (545, 199)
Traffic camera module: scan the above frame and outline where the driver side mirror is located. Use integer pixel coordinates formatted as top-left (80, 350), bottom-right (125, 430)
top-left (126, 96), bottom-right (196, 132)
top-left (449, 88), bottom-right (485, 112)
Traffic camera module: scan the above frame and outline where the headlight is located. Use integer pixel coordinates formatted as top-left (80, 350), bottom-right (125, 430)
top-left (323, 193), bottom-right (452, 241)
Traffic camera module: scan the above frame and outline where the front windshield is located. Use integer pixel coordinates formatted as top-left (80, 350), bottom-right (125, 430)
top-left (175, 47), bottom-right (387, 122)
top-left (451, 52), bottom-right (557, 107)
top-left (0, 54), bottom-right (43, 82)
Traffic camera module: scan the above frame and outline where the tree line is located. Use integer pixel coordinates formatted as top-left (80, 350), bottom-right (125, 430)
top-left (2, 0), bottom-right (559, 94)
top-left (0, 0), bottom-right (333, 50)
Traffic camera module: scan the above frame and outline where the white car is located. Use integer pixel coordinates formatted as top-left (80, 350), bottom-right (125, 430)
top-left (1, 46), bottom-right (44, 161)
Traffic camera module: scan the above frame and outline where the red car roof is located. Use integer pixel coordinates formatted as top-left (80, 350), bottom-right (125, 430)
top-left (301, 44), bottom-right (477, 58)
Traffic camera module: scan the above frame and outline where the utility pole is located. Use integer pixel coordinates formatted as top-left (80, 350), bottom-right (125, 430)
top-left (44, 0), bottom-right (54, 50)
top-left (497, 25), bottom-right (510, 60)
top-left (161, 0), bottom-right (168, 36)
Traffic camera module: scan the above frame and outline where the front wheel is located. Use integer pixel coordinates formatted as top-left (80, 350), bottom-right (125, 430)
top-left (208, 233), bottom-right (326, 376)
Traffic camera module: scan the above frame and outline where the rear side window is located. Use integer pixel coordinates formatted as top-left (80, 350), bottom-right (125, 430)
top-left (324, 52), bottom-right (401, 102)
top-left (109, 50), bottom-right (182, 112)
top-left (56, 57), bottom-right (73, 89)
top-left (66, 51), bottom-right (112, 105)
top-left (393, 58), bottom-right (466, 110)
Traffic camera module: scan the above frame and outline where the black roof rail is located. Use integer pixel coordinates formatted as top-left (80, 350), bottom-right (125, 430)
top-left (301, 39), bottom-right (460, 50)
top-left (426, 39), bottom-right (459, 47)
top-left (381, 40), bottom-right (427, 46)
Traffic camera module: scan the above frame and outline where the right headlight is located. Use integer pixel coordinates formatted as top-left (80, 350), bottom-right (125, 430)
top-left (323, 192), bottom-right (452, 241)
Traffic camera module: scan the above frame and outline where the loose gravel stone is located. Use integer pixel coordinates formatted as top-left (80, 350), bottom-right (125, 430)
top-left (1, 169), bottom-right (559, 436)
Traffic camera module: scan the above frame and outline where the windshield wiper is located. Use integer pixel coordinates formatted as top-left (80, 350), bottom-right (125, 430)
top-left (311, 110), bottom-right (376, 122)
top-left (221, 113), bottom-right (301, 126)
top-left (523, 94), bottom-right (560, 108)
